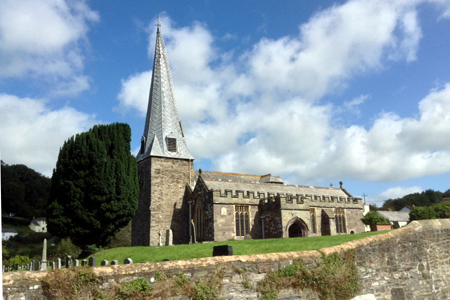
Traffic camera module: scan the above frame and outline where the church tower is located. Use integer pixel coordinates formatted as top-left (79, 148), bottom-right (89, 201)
top-left (132, 19), bottom-right (194, 246)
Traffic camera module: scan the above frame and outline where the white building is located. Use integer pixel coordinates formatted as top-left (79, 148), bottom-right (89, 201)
top-left (29, 217), bottom-right (47, 233)
top-left (2, 227), bottom-right (18, 240)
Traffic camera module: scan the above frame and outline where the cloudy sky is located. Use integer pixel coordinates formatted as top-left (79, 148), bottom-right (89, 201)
top-left (1, 0), bottom-right (450, 206)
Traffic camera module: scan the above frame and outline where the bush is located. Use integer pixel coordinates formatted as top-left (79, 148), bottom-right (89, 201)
top-left (360, 211), bottom-right (388, 225)
top-left (56, 238), bottom-right (81, 258)
top-left (6, 255), bottom-right (31, 267)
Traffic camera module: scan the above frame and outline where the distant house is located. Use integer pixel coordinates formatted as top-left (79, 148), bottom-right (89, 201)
top-left (399, 206), bottom-right (411, 213)
top-left (441, 197), bottom-right (450, 203)
top-left (29, 217), bottom-right (47, 233)
top-left (377, 211), bottom-right (410, 228)
top-left (2, 227), bottom-right (18, 240)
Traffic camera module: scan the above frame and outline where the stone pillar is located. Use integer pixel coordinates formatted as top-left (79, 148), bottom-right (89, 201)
top-left (57, 258), bottom-right (61, 269)
top-left (165, 229), bottom-right (173, 246)
top-left (41, 239), bottom-right (48, 271)
top-left (31, 260), bottom-right (35, 271)
top-left (88, 257), bottom-right (96, 267)
top-left (74, 259), bottom-right (79, 267)
top-left (329, 218), bottom-right (337, 236)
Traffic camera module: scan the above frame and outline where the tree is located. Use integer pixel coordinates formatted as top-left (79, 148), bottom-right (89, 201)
top-left (410, 206), bottom-right (437, 221)
top-left (47, 123), bottom-right (139, 250)
top-left (360, 211), bottom-right (388, 225)
top-left (1, 161), bottom-right (51, 218)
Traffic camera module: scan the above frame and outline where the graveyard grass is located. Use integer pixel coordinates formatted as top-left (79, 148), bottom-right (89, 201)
top-left (91, 231), bottom-right (387, 266)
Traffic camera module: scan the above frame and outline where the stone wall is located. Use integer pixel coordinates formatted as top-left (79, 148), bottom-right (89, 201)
top-left (4, 219), bottom-right (450, 300)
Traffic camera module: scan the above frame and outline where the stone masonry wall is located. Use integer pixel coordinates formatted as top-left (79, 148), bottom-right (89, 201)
top-left (132, 156), bottom-right (193, 246)
top-left (4, 219), bottom-right (450, 300)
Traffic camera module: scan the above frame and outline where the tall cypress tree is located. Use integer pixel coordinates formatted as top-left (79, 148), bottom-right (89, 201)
top-left (47, 123), bottom-right (139, 249)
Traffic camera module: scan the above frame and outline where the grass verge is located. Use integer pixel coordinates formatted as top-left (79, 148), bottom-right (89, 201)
top-left (91, 231), bottom-right (388, 265)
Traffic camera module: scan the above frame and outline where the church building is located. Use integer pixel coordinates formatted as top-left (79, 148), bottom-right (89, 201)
top-left (131, 20), bottom-right (365, 247)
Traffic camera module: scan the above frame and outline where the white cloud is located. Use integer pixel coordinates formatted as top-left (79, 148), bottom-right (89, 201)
top-left (0, 0), bottom-right (99, 96)
top-left (344, 95), bottom-right (368, 115)
top-left (116, 71), bottom-right (152, 116)
top-left (118, 1), bottom-right (450, 184)
top-left (0, 94), bottom-right (98, 176)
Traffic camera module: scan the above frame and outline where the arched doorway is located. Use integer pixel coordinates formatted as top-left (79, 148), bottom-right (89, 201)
top-left (286, 217), bottom-right (308, 238)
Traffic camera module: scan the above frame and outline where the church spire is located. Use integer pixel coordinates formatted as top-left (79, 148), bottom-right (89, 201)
top-left (137, 18), bottom-right (194, 161)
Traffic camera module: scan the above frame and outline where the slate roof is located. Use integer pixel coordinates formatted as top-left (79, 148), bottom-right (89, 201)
top-left (377, 211), bottom-right (410, 222)
top-left (199, 171), bottom-right (350, 198)
top-left (137, 18), bottom-right (194, 161)
top-left (31, 220), bottom-right (40, 226)
top-left (2, 227), bottom-right (18, 233)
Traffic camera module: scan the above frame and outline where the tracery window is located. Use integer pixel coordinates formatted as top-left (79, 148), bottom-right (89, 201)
top-left (310, 208), bottom-right (317, 234)
top-left (235, 206), bottom-right (250, 237)
top-left (335, 208), bottom-right (346, 234)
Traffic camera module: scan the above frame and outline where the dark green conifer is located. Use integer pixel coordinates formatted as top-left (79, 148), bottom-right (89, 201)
top-left (47, 123), bottom-right (138, 249)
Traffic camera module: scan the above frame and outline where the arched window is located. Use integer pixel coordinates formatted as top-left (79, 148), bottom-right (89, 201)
top-left (235, 206), bottom-right (250, 237)
top-left (310, 208), bottom-right (317, 234)
top-left (335, 208), bottom-right (346, 234)
top-left (195, 199), bottom-right (204, 239)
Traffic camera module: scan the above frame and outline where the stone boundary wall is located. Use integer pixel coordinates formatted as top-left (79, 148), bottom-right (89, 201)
top-left (3, 219), bottom-right (450, 299)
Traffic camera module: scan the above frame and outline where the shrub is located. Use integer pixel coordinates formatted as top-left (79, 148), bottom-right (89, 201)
top-left (56, 238), bottom-right (81, 258)
top-left (6, 255), bottom-right (31, 267)
top-left (360, 211), bottom-right (388, 225)
top-left (410, 206), bottom-right (437, 220)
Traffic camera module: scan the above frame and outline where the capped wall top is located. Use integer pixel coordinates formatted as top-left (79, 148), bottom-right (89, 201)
top-left (137, 18), bottom-right (194, 161)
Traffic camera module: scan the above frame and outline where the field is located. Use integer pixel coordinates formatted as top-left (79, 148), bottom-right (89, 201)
top-left (91, 230), bottom-right (388, 266)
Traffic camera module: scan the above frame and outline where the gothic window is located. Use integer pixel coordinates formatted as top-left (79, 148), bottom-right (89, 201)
top-left (195, 199), bottom-right (204, 239)
top-left (310, 208), bottom-right (317, 234)
top-left (335, 208), bottom-right (346, 234)
top-left (167, 137), bottom-right (177, 152)
top-left (235, 206), bottom-right (250, 237)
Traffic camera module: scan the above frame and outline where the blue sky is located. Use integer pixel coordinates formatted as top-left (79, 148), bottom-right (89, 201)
top-left (2, 0), bottom-right (450, 206)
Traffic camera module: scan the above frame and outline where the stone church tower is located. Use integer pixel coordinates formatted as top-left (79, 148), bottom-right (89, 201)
top-left (132, 19), bottom-right (194, 246)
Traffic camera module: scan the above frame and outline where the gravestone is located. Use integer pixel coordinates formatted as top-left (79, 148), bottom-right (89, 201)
top-left (66, 256), bottom-right (72, 268)
top-left (89, 257), bottom-right (96, 267)
top-left (31, 260), bottom-right (36, 271)
top-left (213, 245), bottom-right (233, 256)
top-left (111, 260), bottom-right (119, 265)
top-left (74, 259), bottom-right (79, 267)
top-left (166, 229), bottom-right (173, 246)
top-left (82, 260), bottom-right (87, 266)
top-left (101, 260), bottom-right (109, 266)
top-left (124, 258), bottom-right (133, 264)
top-left (57, 258), bottom-right (61, 269)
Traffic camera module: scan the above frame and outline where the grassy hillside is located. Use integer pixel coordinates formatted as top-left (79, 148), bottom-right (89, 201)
top-left (90, 231), bottom-right (387, 266)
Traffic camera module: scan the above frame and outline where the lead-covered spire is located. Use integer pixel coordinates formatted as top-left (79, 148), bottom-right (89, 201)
top-left (137, 18), bottom-right (194, 161)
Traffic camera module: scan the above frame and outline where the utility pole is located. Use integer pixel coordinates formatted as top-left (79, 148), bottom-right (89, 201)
top-left (362, 193), bottom-right (368, 205)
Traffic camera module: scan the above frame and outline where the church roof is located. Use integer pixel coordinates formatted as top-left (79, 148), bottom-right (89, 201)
top-left (137, 19), bottom-right (194, 161)
top-left (197, 170), bottom-right (350, 198)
